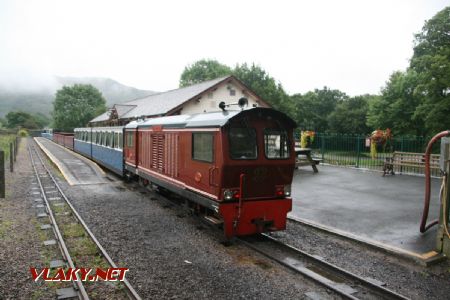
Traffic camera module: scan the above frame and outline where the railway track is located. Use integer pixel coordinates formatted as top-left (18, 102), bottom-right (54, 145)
top-left (239, 233), bottom-right (410, 300)
top-left (29, 140), bottom-right (141, 300)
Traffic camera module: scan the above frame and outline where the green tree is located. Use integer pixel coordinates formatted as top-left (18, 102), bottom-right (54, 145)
top-left (179, 59), bottom-right (232, 87)
top-left (233, 63), bottom-right (294, 115)
top-left (367, 70), bottom-right (425, 135)
top-left (53, 84), bottom-right (106, 131)
top-left (328, 95), bottom-right (372, 133)
top-left (411, 7), bottom-right (450, 134)
top-left (293, 87), bottom-right (348, 131)
top-left (33, 113), bottom-right (51, 128)
top-left (5, 111), bottom-right (40, 129)
top-left (0, 117), bottom-right (7, 129)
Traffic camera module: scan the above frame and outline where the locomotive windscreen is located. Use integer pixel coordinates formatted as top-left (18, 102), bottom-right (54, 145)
top-left (228, 128), bottom-right (257, 159)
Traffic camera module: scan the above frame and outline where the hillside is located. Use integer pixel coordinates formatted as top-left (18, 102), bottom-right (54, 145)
top-left (0, 76), bottom-right (155, 118)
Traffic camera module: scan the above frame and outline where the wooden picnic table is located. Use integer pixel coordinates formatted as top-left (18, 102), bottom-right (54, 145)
top-left (295, 147), bottom-right (319, 173)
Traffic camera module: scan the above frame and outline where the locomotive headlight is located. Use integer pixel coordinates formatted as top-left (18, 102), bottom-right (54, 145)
top-left (284, 185), bottom-right (291, 197)
top-left (224, 189), bottom-right (234, 200)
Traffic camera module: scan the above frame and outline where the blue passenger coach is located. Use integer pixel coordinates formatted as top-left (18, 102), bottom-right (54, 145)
top-left (74, 127), bottom-right (124, 176)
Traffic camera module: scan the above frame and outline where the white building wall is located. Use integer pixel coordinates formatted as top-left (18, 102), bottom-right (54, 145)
top-left (180, 82), bottom-right (267, 115)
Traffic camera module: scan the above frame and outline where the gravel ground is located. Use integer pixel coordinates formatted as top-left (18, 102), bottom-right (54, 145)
top-left (0, 139), bottom-right (55, 299)
top-left (59, 179), bottom-right (335, 299)
top-left (31, 141), bottom-right (335, 299)
top-left (271, 220), bottom-right (450, 300)
top-left (9, 137), bottom-right (450, 299)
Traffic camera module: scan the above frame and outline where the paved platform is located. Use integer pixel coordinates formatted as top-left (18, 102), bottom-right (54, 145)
top-left (35, 137), bottom-right (108, 185)
top-left (290, 165), bottom-right (441, 259)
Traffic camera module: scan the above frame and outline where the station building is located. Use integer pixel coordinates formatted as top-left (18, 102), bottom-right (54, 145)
top-left (89, 75), bottom-right (271, 127)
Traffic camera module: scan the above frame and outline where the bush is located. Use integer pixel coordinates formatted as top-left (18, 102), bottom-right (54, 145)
top-left (18, 129), bottom-right (28, 137)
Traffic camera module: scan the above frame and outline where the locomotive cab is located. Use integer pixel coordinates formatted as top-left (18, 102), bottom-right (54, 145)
top-left (218, 108), bottom-right (296, 238)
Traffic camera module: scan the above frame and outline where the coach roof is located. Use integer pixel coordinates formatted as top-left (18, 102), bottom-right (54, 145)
top-left (125, 107), bottom-right (296, 129)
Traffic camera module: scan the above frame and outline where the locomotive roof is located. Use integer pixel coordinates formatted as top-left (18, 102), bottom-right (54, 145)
top-left (125, 107), bottom-right (297, 129)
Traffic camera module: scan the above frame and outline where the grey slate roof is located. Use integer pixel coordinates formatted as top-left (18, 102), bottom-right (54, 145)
top-left (115, 104), bottom-right (136, 116)
top-left (89, 104), bottom-right (137, 123)
top-left (90, 111), bottom-right (110, 123)
top-left (120, 76), bottom-right (230, 119)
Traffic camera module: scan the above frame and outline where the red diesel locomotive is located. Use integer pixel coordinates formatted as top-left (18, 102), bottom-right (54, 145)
top-left (123, 106), bottom-right (296, 238)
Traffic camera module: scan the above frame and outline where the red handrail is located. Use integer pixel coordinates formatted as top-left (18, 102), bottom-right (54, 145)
top-left (420, 130), bottom-right (450, 233)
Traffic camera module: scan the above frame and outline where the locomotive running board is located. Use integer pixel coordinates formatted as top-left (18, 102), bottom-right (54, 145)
top-left (131, 166), bottom-right (220, 212)
top-left (203, 215), bottom-right (224, 225)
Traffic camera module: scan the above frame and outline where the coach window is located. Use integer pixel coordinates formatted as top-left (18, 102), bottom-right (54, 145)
top-left (111, 133), bottom-right (114, 148)
top-left (192, 133), bottom-right (213, 163)
top-left (264, 129), bottom-right (290, 159)
top-left (229, 128), bottom-right (257, 159)
top-left (119, 133), bottom-right (123, 149)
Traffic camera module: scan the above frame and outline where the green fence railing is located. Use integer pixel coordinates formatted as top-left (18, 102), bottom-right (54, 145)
top-left (295, 133), bottom-right (440, 176)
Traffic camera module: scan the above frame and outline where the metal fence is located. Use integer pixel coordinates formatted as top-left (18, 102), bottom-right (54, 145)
top-left (295, 133), bottom-right (441, 176)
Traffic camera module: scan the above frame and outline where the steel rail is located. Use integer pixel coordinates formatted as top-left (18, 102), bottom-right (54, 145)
top-left (239, 233), bottom-right (410, 300)
top-left (28, 144), bottom-right (89, 300)
top-left (30, 141), bottom-right (142, 300)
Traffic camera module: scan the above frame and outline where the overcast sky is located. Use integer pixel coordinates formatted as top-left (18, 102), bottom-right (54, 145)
top-left (0, 0), bottom-right (448, 96)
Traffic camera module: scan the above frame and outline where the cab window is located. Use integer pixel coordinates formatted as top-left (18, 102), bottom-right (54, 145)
top-left (229, 128), bottom-right (257, 159)
top-left (192, 133), bottom-right (213, 163)
top-left (264, 129), bottom-right (290, 159)
top-left (127, 132), bottom-right (134, 147)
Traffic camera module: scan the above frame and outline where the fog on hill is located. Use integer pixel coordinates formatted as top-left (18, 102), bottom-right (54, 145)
top-left (0, 76), bottom-right (155, 118)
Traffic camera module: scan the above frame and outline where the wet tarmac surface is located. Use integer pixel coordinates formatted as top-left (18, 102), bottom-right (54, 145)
top-left (35, 138), bottom-right (108, 185)
top-left (290, 165), bottom-right (441, 254)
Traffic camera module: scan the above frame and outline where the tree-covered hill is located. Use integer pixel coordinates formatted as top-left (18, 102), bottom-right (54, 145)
top-left (0, 76), bottom-right (155, 118)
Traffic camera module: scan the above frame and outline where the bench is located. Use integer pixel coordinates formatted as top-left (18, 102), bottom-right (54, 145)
top-left (383, 151), bottom-right (440, 176)
top-left (294, 147), bottom-right (322, 173)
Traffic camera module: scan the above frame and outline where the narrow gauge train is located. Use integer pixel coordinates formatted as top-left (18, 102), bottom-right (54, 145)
top-left (48, 106), bottom-right (297, 238)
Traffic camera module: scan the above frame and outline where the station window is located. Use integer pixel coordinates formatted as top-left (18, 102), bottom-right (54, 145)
top-left (229, 128), bottom-right (257, 159)
top-left (192, 133), bottom-right (213, 163)
top-left (264, 129), bottom-right (290, 159)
